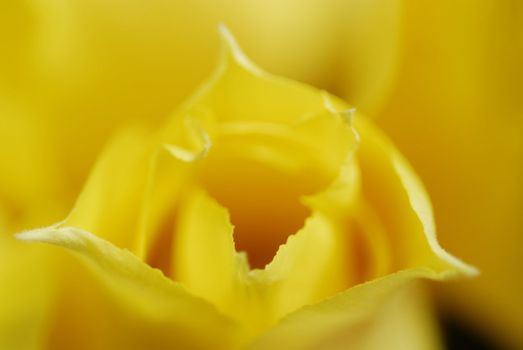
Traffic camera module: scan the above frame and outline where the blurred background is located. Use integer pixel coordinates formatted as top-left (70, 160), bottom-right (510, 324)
top-left (1, 0), bottom-right (521, 348)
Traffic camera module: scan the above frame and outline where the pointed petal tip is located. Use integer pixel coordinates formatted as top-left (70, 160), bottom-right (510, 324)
top-left (217, 23), bottom-right (236, 47)
top-left (15, 226), bottom-right (88, 252)
top-left (321, 91), bottom-right (357, 118)
top-left (216, 23), bottom-right (263, 75)
top-left (217, 23), bottom-right (241, 60)
top-left (449, 257), bottom-right (480, 278)
top-left (15, 228), bottom-right (76, 250)
top-left (428, 246), bottom-right (480, 279)
top-left (15, 229), bottom-right (45, 242)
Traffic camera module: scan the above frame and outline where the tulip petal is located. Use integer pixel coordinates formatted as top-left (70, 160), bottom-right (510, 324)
top-left (0, 237), bottom-right (54, 350)
top-left (246, 277), bottom-right (442, 350)
top-left (260, 212), bottom-right (349, 320)
top-left (63, 122), bottom-right (206, 263)
top-left (181, 26), bottom-right (329, 127)
top-left (65, 126), bottom-right (153, 251)
top-left (16, 226), bottom-right (241, 349)
top-left (134, 143), bottom-right (203, 262)
top-left (173, 188), bottom-right (248, 316)
top-left (355, 117), bottom-right (478, 277)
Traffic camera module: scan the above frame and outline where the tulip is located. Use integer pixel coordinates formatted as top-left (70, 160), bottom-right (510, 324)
top-left (15, 30), bottom-right (474, 349)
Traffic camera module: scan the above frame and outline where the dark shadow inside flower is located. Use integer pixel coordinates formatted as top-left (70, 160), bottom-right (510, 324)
top-left (199, 151), bottom-right (326, 269)
top-left (344, 208), bottom-right (392, 287)
top-left (196, 130), bottom-right (336, 268)
top-left (146, 206), bottom-right (179, 277)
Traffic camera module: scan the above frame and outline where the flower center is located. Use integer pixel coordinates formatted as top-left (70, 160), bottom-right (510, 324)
top-left (201, 157), bottom-right (314, 269)
top-left (199, 132), bottom-right (331, 269)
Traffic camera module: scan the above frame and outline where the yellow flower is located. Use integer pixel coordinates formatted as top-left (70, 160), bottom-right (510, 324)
top-left (16, 29), bottom-right (475, 349)
top-left (338, 1), bottom-right (522, 347)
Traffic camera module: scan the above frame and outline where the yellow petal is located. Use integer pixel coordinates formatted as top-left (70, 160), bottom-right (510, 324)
top-left (186, 25), bottom-right (329, 126)
top-left (359, 284), bottom-right (443, 350)
top-left (65, 126), bottom-right (153, 252)
top-left (138, 117), bottom-right (213, 262)
top-left (63, 120), bottom-right (208, 261)
top-left (260, 211), bottom-right (348, 320)
top-left (355, 117), bottom-right (477, 277)
top-left (172, 188), bottom-right (252, 321)
top-left (246, 274), bottom-right (443, 350)
top-left (17, 227), bottom-right (242, 349)
top-left (0, 236), bottom-right (55, 350)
